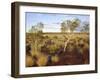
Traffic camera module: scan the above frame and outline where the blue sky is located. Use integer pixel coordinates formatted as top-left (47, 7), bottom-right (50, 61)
top-left (25, 12), bottom-right (90, 32)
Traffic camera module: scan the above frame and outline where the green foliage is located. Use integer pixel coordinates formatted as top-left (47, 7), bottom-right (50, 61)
top-left (81, 22), bottom-right (89, 32)
top-left (71, 18), bottom-right (80, 32)
top-left (28, 22), bottom-right (44, 33)
top-left (61, 20), bottom-right (71, 32)
top-left (61, 18), bottom-right (80, 32)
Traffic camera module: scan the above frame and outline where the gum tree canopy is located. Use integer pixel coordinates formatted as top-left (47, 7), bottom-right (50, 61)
top-left (29, 22), bottom-right (44, 33)
top-left (81, 21), bottom-right (89, 32)
top-left (61, 18), bottom-right (80, 33)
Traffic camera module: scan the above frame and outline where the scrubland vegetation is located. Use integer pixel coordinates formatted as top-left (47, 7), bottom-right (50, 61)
top-left (26, 32), bottom-right (89, 67)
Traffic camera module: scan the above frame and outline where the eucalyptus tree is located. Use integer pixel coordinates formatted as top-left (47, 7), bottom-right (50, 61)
top-left (61, 18), bottom-right (80, 33)
top-left (29, 22), bottom-right (44, 56)
top-left (70, 18), bottom-right (80, 32)
top-left (61, 20), bottom-right (71, 33)
top-left (81, 21), bottom-right (89, 32)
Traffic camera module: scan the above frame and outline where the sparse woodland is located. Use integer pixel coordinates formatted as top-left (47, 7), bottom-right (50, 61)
top-left (26, 18), bottom-right (89, 67)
